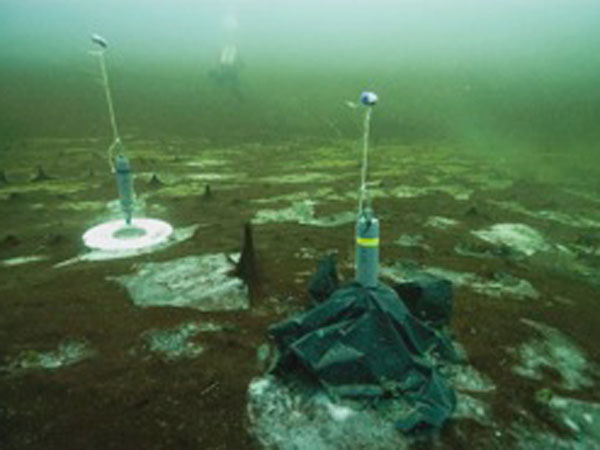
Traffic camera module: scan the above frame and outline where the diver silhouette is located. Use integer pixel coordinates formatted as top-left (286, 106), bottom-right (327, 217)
top-left (208, 43), bottom-right (244, 101)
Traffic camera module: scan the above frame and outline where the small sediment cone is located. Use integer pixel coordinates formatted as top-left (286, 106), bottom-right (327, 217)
top-left (1, 234), bottom-right (20, 249)
top-left (465, 205), bottom-right (479, 216)
top-left (203, 184), bottom-right (212, 199)
top-left (44, 233), bottom-right (67, 247)
top-left (233, 222), bottom-right (260, 301)
top-left (31, 166), bottom-right (53, 182)
top-left (148, 173), bottom-right (164, 188)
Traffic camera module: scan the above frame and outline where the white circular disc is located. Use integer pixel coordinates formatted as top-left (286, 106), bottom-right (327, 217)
top-left (83, 218), bottom-right (173, 251)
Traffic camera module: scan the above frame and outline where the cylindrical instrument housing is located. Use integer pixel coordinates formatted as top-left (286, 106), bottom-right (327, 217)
top-left (356, 209), bottom-right (379, 288)
top-left (115, 155), bottom-right (135, 224)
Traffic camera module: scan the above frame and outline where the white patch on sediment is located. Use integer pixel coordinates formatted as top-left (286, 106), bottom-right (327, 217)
top-left (1, 255), bottom-right (48, 267)
top-left (511, 319), bottom-right (595, 390)
top-left (445, 363), bottom-right (496, 393)
top-left (426, 216), bottom-right (459, 230)
top-left (3, 340), bottom-right (93, 374)
top-left (136, 321), bottom-right (226, 361)
top-left (381, 263), bottom-right (539, 301)
top-left (247, 376), bottom-right (409, 450)
top-left (253, 199), bottom-right (355, 228)
top-left (112, 254), bottom-right (249, 312)
top-left (323, 400), bottom-right (356, 422)
top-left (249, 377), bottom-right (273, 397)
top-left (394, 234), bottom-right (431, 251)
top-left (453, 393), bottom-right (492, 425)
top-left (472, 223), bottom-right (551, 256)
top-left (260, 173), bottom-right (338, 184)
top-left (489, 200), bottom-right (600, 229)
top-left (511, 395), bottom-right (600, 448)
top-left (392, 184), bottom-right (472, 201)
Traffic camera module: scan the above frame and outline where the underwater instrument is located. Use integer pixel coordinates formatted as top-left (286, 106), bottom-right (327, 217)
top-left (90, 33), bottom-right (136, 224)
top-left (81, 34), bottom-right (173, 254)
top-left (355, 91), bottom-right (380, 288)
top-left (115, 155), bottom-right (134, 225)
top-left (91, 33), bottom-right (108, 49)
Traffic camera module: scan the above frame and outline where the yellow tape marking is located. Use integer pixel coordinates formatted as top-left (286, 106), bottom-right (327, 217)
top-left (356, 237), bottom-right (379, 247)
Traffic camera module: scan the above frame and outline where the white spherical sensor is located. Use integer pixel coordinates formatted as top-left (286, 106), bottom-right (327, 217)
top-left (360, 91), bottom-right (378, 106)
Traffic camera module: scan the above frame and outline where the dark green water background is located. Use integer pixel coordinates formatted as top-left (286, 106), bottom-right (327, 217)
top-left (1, 0), bottom-right (600, 179)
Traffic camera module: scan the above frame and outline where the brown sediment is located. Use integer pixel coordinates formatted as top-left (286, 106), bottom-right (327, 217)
top-left (43, 233), bottom-right (68, 247)
top-left (0, 139), bottom-right (599, 449)
top-left (0, 234), bottom-right (20, 250)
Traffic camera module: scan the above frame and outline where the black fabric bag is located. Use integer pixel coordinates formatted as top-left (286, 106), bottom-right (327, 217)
top-left (269, 280), bottom-right (456, 431)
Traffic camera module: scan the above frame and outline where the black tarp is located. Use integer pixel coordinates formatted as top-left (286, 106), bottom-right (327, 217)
top-left (269, 270), bottom-right (457, 431)
top-left (391, 273), bottom-right (453, 328)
